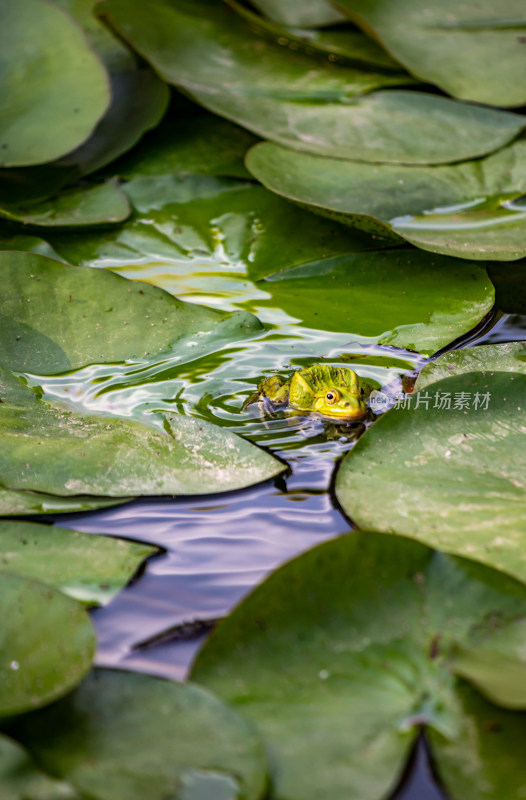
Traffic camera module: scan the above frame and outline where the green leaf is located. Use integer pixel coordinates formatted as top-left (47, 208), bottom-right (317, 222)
top-left (0, 734), bottom-right (80, 800)
top-left (0, 180), bottom-right (130, 228)
top-left (336, 0), bottom-right (526, 107)
top-left (0, 521), bottom-right (157, 607)
top-left (0, 367), bottom-right (285, 497)
top-left (0, 0), bottom-right (110, 167)
top-left (336, 371), bottom-right (526, 584)
top-left (226, 0), bottom-right (402, 71)
top-left (0, 572), bottom-right (95, 717)
top-left (414, 342), bottom-right (526, 391)
top-left (451, 617), bottom-right (526, 709)
top-left (249, 0), bottom-right (345, 27)
top-left (257, 249), bottom-right (494, 354)
top-left (0, 250), bottom-right (263, 374)
top-left (99, 0), bottom-right (523, 164)
top-left (111, 112), bottom-right (260, 180)
top-left (43, 174), bottom-right (388, 293)
top-left (246, 139), bottom-right (526, 260)
top-left (0, 487), bottom-right (130, 517)
top-left (51, 0), bottom-right (169, 178)
top-left (9, 669), bottom-right (268, 800)
top-left (192, 532), bottom-right (526, 800)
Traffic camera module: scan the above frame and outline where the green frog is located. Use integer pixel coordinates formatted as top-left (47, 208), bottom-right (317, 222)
top-left (244, 364), bottom-right (374, 422)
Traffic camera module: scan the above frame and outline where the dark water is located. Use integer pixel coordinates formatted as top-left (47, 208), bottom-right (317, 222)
top-left (41, 298), bottom-right (526, 800)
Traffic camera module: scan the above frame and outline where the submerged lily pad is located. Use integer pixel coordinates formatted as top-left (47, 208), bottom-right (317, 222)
top-left (336, 0), bottom-right (526, 107)
top-left (192, 532), bottom-right (526, 800)
top-left (0, 734), bottom-right (80, 800)
top-left (0, 572), bottom-right (95, 716)
top-left (0, 180), bottom-right (130, 228)
top-left (0, 251), bottom-right (263, 374)
top-left (99, 0), bottom-right (524, 164)
top-left (9, 669), bottom-right (268, 800)
top-left (0, 0), bottom-right (109, 167)
top-left (246, 139), bottom-right (526, 260)
top-left (258, 249), bottom-right (494, 354)
top-left (0, 366), bottom-right (285, 497)
top-left (0, 521), bottom-right (157, 607)
top-left (414, 342), bottom-right (526, 390)
top-left (336, 371), bottom-right (526, 583)
top-left (0, 487), bottom-right (130, 517)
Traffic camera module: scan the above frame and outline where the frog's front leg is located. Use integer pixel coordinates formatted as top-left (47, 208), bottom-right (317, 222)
top-left (259, 375), bottom-right (289, 405)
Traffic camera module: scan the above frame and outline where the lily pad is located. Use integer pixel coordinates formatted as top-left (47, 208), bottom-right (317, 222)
top-left (335, 0), bottom-right (526, 107)
top-left (99, 0), bottom-right (524, 164)
top-left (0, 521), bottom-right (157, 607)
top-left (258, 249), bottom-right (494, 354)
top-left (246, 139), bottom-right (526, 260)
top-left (0, 0), bottom-right (109, 167)
top-left (0, 734), bottom-right (80, 800)
top-left (0, 180), bottom-right (130, 228)
top-left (192, 532), bottom-right (526, 800)
top-left (43, 174), bottom-right (388, 296)
top-left (0, 366), bottom-right (285, 497)
top-left (249, 0), bottom-right (345, 27)
top-left (0, 571), bottom-right (95, 716)
top-left (226, 0), bottom-right (402, 71)
top-left (414, 342), bottom-right (526, 391)
top-left (0, 250), bottom-right (263, 374)
top-left (111, 113), bottom-right (259, 180)
top-left (336, 371), bottom-right (526, 583)
top-left (52, 0), bottom-right (169, 178)
top-left (0, 487), bottom-right (130, 517)
top-left (9, 669), bottom-right (268, 800)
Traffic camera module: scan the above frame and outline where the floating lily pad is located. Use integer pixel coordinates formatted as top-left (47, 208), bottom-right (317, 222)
top-left (250, 0), bottom-right (345, 27)
top-left (112, 113), bottom-right (259, 180)
top-left (9, 669), bottom-right (268, 800)
top-left (226, 0), bottom-right (402, 70)
top-left (0, 366), bottom-right (285, 497)
top-left (0, 734), bottom-right (80, 800)
top-left (99, 0), bottom-right (523, 164)
top-left (0, 233), bottom-right (65, 261)
top-left (414, 342), bottom-right (526, 391)
top-left (0, 181), bottom-right (130, 228)
top-left (258, 249), bottom-right (494, 354)
top-left (0, 521), bottom-right (157, 607)
top-left (335, 0), bottom-right (526, 107)
top-left (0, 0), bottom-right (109, 167)
top-left (336, 371), bottom-right (526, 583)
top-left (0, 487), bottom-right (130, 517)
top-left (246, 139), bottom-right (526, 260)
top-left (192, 532), bottom-right (526, 800)
top-left (0, 251), bottom-right (263, 374)
top-left (46, 173), bottom-right (389, 287)
top-left (0, 572), bottom-right (95, 716)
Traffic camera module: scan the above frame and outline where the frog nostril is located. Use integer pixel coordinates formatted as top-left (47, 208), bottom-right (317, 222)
top-left (342, 401), bottom-right (350, 407)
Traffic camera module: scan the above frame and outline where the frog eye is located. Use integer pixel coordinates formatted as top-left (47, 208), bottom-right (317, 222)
top-left (325, 389), bottom-right (340, 405)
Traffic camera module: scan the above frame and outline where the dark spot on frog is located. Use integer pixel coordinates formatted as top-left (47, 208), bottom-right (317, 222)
top-left (428, 633), bottom-right (442, 660)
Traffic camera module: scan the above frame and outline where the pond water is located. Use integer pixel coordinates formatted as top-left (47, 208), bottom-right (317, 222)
top-left (32, 255), bottom-right (526, 799)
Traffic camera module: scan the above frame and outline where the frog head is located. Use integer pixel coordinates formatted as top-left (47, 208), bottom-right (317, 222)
top-left (288, 365), bottom-right (367, 421)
